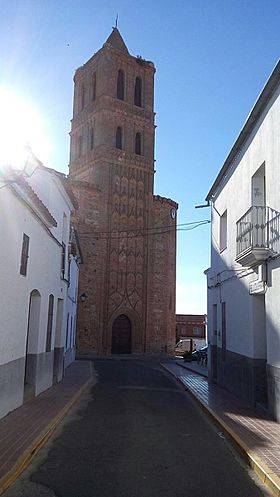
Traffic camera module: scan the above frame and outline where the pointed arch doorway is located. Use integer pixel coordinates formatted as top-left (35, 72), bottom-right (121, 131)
top-left (111, 314), bottom-right (132, 354)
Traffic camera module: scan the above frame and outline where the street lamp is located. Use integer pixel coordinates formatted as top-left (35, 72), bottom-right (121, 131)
top-left (80, 292), bottom-right (87, 303)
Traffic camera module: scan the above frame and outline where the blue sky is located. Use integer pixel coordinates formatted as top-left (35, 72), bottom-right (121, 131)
top-left (1, 0), bottom-right (279, 313)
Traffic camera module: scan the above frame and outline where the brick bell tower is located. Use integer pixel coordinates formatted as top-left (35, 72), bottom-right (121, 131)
top-left (69, 28), bottom-right (177, 356)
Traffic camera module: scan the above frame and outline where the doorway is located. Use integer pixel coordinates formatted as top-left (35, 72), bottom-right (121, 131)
top-left (111, 314), bottom-right (132, 354)
top-left (53, 298), bottom-right (64, 383)
top-left (24, 289), bottom-right (41, 399)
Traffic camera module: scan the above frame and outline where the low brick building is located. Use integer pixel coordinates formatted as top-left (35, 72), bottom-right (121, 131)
top-left (70, 28), bottom-right (177, 356)
top-left (176, 315), bottom-right (206, 343)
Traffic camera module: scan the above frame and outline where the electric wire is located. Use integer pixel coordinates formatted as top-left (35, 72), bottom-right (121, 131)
top-left (76, 220), bottom-right (210, 240)
top-left (79, 220), bottom-right (211, 236)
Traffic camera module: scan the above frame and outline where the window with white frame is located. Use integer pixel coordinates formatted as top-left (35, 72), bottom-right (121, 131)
top-left (193, 327), bottom-right (202, 336)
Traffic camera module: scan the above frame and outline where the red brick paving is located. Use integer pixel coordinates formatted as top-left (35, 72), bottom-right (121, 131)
top-left (0, 360), bottom-right (92, 491)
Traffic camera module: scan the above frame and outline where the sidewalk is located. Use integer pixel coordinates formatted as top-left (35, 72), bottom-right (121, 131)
top-left (0, 360), bottom-right (93, 495)
top-left (175, 357), bottom-right (208, 377)
top-left (162, 361), bottom-right (280, 497)
top-left (1, 359), bottom-right (279, 496)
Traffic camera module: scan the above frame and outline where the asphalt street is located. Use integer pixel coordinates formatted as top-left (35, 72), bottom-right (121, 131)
top-left (3, 359), bottom-right (271, 497)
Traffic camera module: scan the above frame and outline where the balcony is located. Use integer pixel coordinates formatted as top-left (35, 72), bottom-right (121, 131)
top-left (236, 206), bottom-right (280, 266)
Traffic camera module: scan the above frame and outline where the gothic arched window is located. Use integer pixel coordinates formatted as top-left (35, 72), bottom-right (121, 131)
top-left (116, 127), bottom-right (123, 149)
top-left (89, 127), bottom-right (94, 150)
top-left (135, 132), bottom-right (141, 155)
top-left (81, 84), bottom-right (85, 110)
top-left (78, 136), bottom-right (83, 157)
top-left (117, 69), bottom-right (125, 100)
top-left (134, 77), bottom-right (142, 107)
top-left (92, 73), bottom-right (96, 101)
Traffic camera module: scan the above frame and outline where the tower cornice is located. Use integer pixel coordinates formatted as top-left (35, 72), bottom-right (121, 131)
top-left (71, 101), bottom-right (155, 130)
top-left (70, 145), bottom-right (154, 175)
top-left (74, 35), bottom-right (155, 82)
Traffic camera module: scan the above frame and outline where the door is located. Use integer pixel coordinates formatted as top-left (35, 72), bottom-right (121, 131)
top-left (53, 298), bottom-right (64, 383)
top-left (111, 315), bottom-right (132, 354)
top-left (24, 289), bottom-right (41, 400)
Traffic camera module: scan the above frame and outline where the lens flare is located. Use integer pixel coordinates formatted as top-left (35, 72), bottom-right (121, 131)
top-left (0, 88), bottom-right (52, 169)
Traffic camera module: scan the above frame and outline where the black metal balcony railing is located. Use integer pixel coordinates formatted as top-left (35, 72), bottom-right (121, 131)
top-left (236, 206), bottom-right (280, 257)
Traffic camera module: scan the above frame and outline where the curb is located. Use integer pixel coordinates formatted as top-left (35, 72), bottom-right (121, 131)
top-left (161, 363), bottom-right (280, 497)
top-left (175, 360), bottom-right (208, 378)
top-left (0, 371), bottom-right (93, 496)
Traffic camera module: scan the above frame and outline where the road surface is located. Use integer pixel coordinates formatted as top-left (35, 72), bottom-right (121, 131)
top-left (4, 359), bottom-right (271, 497)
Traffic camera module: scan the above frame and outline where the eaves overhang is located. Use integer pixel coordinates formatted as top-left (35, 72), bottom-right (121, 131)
top-left (38, 164), bottom-right (79, 210)
top-left (206, 59), bottom-right (280, 202)
top-left (10, 174), bottom-right (57, 228)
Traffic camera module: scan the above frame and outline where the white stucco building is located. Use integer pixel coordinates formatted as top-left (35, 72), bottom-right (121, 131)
top-left (206, 60), bottom-right (280, 421)
top-left (0, 152), bottom-right (80, 420)
top-left (64, 228), bottom-right (82, 368)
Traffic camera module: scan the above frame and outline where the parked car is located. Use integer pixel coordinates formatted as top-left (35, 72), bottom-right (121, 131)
top-left (192, 345), bottom-right (208, 365)
top-left (174, 339), bottom-right (191, 357)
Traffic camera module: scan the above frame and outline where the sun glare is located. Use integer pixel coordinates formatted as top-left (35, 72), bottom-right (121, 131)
top-left (0, 88), bottom-right (52, 169)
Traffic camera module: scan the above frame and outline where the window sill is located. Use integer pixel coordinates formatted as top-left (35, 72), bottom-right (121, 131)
top-left (219, 246), bottom-right (227, 254)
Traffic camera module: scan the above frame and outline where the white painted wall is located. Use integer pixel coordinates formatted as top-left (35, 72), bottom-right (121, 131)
top-left (29, 168), bottom-right (76, 353)
top-left (64, 254), bottom-right (79, 367)
top-left (266, 261), bottom-right (280, 368)
top-left (208, 81), bottom-right (280, 367)
top-left (0, 164), bottom-right (76, 418)
top-left (0, 185), bottom-right (61, 365)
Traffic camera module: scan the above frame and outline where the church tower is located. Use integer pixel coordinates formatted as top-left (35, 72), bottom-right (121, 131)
top-left (70, 28), bottom-right (177, 355)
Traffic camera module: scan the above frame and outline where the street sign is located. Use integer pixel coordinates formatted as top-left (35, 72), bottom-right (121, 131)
top-left (249, 280), bottom-right (266, 295)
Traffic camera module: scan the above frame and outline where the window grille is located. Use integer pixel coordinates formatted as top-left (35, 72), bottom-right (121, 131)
top-left (46, 295), bottom-right (54, 352)
top-left (61, 242), bottom-right (66, 278)
top-left (20, 233), bottom-right (29, 276)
